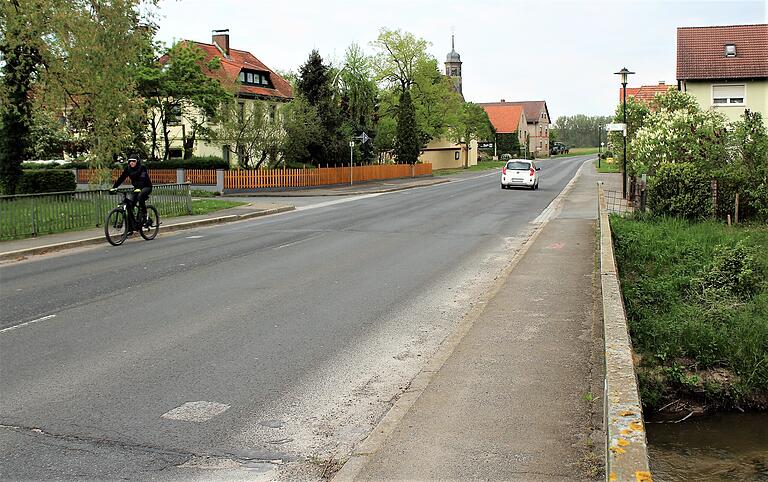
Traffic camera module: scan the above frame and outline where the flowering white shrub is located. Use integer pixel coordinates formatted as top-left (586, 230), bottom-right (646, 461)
top-left (631, 108), bottom-right (728, 175)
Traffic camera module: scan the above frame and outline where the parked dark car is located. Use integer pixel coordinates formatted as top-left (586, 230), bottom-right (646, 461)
top-left (550, 142), bottom-right (569, 155)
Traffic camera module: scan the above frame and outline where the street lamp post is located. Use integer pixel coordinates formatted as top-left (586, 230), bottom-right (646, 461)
top-left (598, 125), bottom-right (602, 169)
top-left (614, 67), bottom-right (635, 199)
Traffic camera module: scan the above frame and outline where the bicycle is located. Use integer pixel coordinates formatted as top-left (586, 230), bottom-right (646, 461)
top-left (104, 189), bottom-right (160, 246)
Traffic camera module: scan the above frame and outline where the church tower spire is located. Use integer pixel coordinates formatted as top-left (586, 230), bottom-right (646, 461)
top-left (445, 34), bottom-right (463, 97)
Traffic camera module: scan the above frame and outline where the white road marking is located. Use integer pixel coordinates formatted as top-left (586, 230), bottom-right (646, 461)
top-left (273, 233), bottom-right (325, 250)
top-left (0, 315), bottom-right (56, 334)
top-left (186, 235), bottom-right (204, 239)
top-left (161, 401), bottom-right (230, 422)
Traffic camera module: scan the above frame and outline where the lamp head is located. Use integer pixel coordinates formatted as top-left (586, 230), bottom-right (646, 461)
top-left (614, 67), bottom-right (635, 85)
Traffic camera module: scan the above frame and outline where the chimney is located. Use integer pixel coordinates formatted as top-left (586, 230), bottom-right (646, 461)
top-left (500, 99), bottom-right (505, 103)
top-left (212, 29), bottom-right (230, 57)
top-left (659, 81), bottom-right (665, 85)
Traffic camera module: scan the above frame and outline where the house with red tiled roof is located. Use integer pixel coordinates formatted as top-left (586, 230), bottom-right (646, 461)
top-left (677, 24), bottom-right (767, 122)
top-left (478, 103), bottom-right (527, 157)
top-left (160, 30), bottom-right (292, 163)
top-left (619, 81), bottom-right (675, 106)
top-left (478, 100), bottom-right (550, 157)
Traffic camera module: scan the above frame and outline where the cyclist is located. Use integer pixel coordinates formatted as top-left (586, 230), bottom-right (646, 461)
top-left (110, 153), bottom-right (153, 227)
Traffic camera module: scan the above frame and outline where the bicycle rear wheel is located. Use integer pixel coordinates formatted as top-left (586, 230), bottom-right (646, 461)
top-left (139, 205), bottom-right (160, 240)
top-left (105, 208), bottom-right (128, 246)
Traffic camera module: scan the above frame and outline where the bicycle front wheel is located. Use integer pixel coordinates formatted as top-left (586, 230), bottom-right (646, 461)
top-left (139, 205), bottom-right (160, 240)
top-left (105, 208), bottom-right (128, 246)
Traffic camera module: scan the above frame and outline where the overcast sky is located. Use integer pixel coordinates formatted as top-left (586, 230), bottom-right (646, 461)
top-left (154, 0), bottom-right (765, 120)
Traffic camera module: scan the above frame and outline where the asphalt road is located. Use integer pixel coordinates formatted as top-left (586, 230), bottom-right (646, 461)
top-left (0, 155), bottom-right (592, 480)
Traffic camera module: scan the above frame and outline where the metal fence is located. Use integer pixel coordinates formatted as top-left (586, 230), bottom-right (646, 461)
top-left (0, 183), bottom-right (192, 240)
top-left (603, 189), bottom-right (635, 215)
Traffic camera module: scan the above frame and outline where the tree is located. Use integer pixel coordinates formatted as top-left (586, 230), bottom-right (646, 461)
top-left (552, 114), bottom-right (612, 147)
top-left (0, 0), bottom-right (45, 193)
top-left (338, 44), bottom-right (379, 164)
top-left (371, 28), bottom-right (431, 94)
top-left (496, 133), bottom-right (521, 157)
top-left (209, 100), bottom-right (278, 168)
top-left (281, 96), bottom-right (322, 167)
top-left (608, 97), bottom-right (650, 170)
top-left (411, 58), bottom-right (462, 146)
top-left (395, 90), bottom-right (420, 164)
top-left (296, 50), bottom-right (344, 165)
top-left (450, 102), bottom-right (493, 168)
top-left (44, 0), bottom-right (159, 177)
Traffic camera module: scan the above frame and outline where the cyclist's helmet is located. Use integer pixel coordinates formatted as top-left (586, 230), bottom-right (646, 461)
top-left (127, 153), bottom-right (141, 168)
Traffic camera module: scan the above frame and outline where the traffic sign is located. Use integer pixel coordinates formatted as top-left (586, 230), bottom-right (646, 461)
top-left (355, 132), bottom-right (370, 143)
top-left (605, 123), bottom-right (626, 132)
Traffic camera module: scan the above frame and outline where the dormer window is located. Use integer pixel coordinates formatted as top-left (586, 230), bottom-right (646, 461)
top-left (238, 69), bottom-right (272, 87)
top-left (725, 44), bottom-right (736, 57)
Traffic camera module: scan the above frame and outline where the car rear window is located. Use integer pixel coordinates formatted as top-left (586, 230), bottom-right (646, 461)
top-left (506, 161), bottom-right (530, 170)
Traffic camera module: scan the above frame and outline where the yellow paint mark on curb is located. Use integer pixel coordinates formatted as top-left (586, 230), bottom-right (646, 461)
top-left (610, 446), bottom-right (626, 454)
top-left (617, 438), bottom-right (630, 447)
top-left (630, 421), bottom-right (644, 432)
top-left (620, 429), bottom-right (632, 435)
top-left (636, 470), bottom-right (653, 481)
top-left (619, 410), bottom-right (636, 417)
top-left (610, 472), bottom-right (617, 481)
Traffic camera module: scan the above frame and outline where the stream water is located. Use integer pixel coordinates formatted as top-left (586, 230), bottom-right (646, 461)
top-left (646, 412), bottom-right (768, 481)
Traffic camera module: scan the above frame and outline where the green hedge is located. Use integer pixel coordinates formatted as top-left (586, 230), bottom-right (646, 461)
top-left (144, 156), bottom-right (228, 170)
top-left (35, 156), bottom-right (229, 171)
top-left (17, 170), bottom-right (76, 194)
top-left (648, 163), bottom-right (711, 219)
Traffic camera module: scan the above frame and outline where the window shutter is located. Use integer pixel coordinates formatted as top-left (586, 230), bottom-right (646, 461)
top-left (713, 85), bottom-right (744, 99)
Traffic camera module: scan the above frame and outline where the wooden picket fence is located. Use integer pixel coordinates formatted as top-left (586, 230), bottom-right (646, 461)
top-left (224, 163), bottom-right (432, 190)
top-left (76, 163), bottom-right (432, 190)
top-left (185, 169), bottom-right (217, 185)
top-left (77, 168), bottom-right (177, 184)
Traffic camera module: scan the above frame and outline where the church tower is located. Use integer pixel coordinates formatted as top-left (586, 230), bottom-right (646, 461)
top-left (445, 34), bottom-right (463, 97)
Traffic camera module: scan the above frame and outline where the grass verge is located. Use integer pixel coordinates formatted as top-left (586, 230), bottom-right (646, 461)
top-left (610, 215), bottom-right (768, 412)
top-left (595, 158), bottom-right (620, 173)
top-left (190, 199), bottom-right (246, 215)
top-left (551, 147), bottom-right (599, 158)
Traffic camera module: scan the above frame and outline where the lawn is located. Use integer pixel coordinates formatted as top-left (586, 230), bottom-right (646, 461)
top-left (190, 198), bottom-right (245, 215)
top-left (0, 195), bottom-right (246, 240)
top-left (611, 216), bottom-right (768, 411)
top-left (551, 147), bottom-right (600, 158)
top-left (595, 157), bottom-right (621, 173)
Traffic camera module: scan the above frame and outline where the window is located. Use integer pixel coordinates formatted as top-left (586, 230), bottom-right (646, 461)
top-left (167, 103), bottom-right (182, 125)
top-left (246, 72), bottom-right (254, 84)
top-left (506, 161), bottom-right (531, 170)
top-left (725, 44), bottom-right (736, 57)
top-left (713, 84), bottom-right (745, 105)
top-left (239, 72), bottom-right (245, 82)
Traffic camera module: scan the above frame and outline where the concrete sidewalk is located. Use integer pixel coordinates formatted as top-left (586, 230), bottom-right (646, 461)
top-left (335, 162), bottom-right (617, 481)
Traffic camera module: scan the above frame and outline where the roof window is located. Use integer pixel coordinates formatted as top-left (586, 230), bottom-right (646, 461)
top-left (725, 44), bottom-right (736, 57)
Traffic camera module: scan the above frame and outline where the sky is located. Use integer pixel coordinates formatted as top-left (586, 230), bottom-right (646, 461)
top-left (153, 0), bottom-right (766, 120)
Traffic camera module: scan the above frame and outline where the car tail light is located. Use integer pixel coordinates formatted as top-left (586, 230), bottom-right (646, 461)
top-left (529, 168), bottom-right (535, 177)
top-left (502, 166), bottom-right (507, 175)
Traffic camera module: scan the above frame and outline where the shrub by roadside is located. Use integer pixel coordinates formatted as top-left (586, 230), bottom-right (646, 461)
top-left (16, 170), bottom-right (76, 194)
top-left (611, 215), bottom-right (768, 412)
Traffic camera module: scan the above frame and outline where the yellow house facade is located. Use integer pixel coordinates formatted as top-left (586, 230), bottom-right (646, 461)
top-left (158, 30), bottom-right (293, 165)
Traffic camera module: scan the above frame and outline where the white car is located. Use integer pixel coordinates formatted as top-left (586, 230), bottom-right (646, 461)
top-left (501, 160), bottom-right (540, 190)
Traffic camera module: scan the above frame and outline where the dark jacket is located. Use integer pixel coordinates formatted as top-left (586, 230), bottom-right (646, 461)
top-left (113, 159), bottom-right (152, 189)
